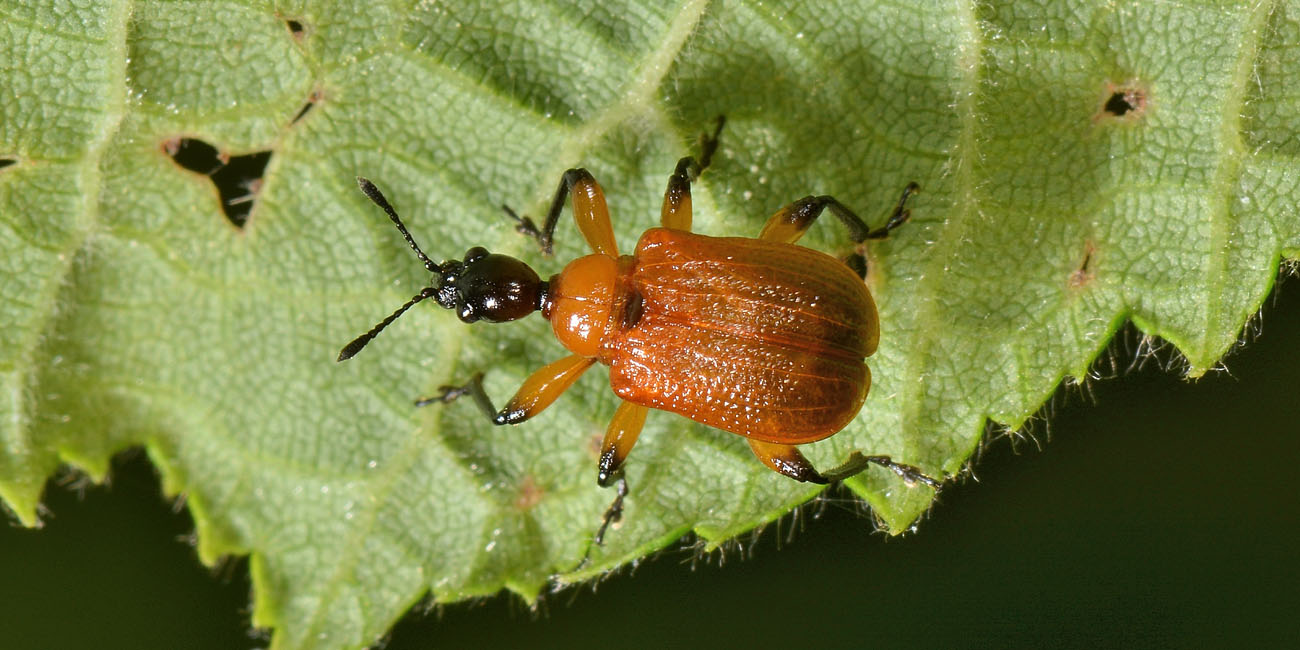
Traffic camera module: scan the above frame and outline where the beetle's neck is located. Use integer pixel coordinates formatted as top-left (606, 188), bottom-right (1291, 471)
top-left (535, 278), bottom-right (551, 315)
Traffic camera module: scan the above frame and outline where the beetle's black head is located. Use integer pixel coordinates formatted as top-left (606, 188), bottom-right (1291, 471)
top-left (435, 247), bottom-right (545, 323)
top-left (338, 178), bottom-right (548, 362)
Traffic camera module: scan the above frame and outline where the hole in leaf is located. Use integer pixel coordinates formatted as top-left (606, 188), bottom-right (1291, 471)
top-left (285, 18), bottom-right (306, 40)
top-left (164, 137), bottom-right (225, 175)
top-left (1104, 92), bottom-right (1134, 116)
top-left (291, 88), bottom-right (323, 125)
top-left (211, 151), bottom-right (272, 228)
top-left (0, 157), bottom-right (16, 170)
top-left (1095, 80), bottom-right (1149, 122)
top-left (291, 102), bottom-right (314, 124)
top-left (163, 137), bottom-right (272, 228)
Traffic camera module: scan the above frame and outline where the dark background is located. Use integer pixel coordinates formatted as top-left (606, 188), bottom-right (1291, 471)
top-left (3, 282), bottom-right (1298, 649)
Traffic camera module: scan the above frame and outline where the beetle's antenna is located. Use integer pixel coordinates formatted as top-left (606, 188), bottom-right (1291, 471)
top-left (338, 287), bottom-right (437, 361)
top-left (356, 177), bottom-right (441, 274)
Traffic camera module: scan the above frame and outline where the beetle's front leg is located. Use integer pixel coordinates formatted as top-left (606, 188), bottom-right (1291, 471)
top-left (504, 169), bottom-right (618, 257)
top-left (415, 370), bottom-right (496, 413)
top-left (418, 354), bottom-right (595, 425)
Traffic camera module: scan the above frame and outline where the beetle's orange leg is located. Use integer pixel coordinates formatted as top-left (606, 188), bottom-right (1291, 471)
top-left (584, 400), bottom-right (649, 547)
top-left (758, 183), bottom-right (918, 277)
top-left (505, 169), bottom-right (618, 257)
top-left (417, 355), bottom-right (596, 425)
top-left (661, 116), bottom-right (726, 231)
top-left (747, 440), bottom-right (941, 488)
top-left (598, 400), bottom-right (649, 486)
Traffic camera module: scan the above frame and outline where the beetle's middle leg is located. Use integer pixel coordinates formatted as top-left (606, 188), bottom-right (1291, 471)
top-left (588, 400), bottom-right (649, 545)
top-left (660, 116), bottom-right (726, 232)
top-left (417, 354), bottom-right (596, 425)
top-left (598, 401), bottom-right (649, 486)
top-left (593, 477), bottom-right (630, 547)
top-left (758, 182), bottom-right (918, 277)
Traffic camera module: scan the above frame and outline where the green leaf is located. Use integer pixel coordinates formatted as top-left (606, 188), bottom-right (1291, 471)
top-left (3, 0), bottom-right (1299, 648)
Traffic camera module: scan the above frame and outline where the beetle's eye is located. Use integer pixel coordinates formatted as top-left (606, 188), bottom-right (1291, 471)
top-left (457, 302), bottom-right (479, 323)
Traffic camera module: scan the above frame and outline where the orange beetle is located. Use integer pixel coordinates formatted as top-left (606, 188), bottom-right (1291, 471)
top-left (340, 120), bottom-right (938, 538)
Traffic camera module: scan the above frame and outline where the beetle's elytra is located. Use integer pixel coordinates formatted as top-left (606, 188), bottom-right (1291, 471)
top-left (340, 119), bottom-right (939, 541)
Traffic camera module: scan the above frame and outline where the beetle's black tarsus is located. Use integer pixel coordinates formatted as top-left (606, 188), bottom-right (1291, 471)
top-left (696, 115), bottom-right (725, 177)
top-left (674, 115), bottom-right (726, 184)
top-left (761, 181), bottom-right (919, 279)
top-left (575, 476), bottom-right (630, 570)
top-left (779, 182), bottom-right (919, 245)
top-left (502, 204), bottom-right (543, 243)
top-left (413, 371), bottom-right (508, 422)
top-left (514, 168), bottom-right (601, 256)
top-left (863, 182), bottom-right (919, 240)
top-left (820, 451), bottom-right (942, 489)
top-left (854, 182), bottom-right (919, 279)
top-left (593, 477), bottom-right (630, 547)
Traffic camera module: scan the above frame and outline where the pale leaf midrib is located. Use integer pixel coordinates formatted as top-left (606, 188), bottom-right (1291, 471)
top-left (897, 0), bottom-right (985, 474)
top-left (522, 0), bottom-right (713, 210)
top-left (1195, 0), bottom-right (1274, 373)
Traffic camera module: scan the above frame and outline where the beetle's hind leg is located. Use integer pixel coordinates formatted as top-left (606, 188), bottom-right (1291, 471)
top-left (747, 439), bottom-right (834, 484)
top-left (661, 116), bottom-right (726, 231)
top-left (822, 451), bottom-right (942, 489)
top-left (747, 439), bottom-right (940, 489)
top-left (864, 182), bottom-right (919, 240)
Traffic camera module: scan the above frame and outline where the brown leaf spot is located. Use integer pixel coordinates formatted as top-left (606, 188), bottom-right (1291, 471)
top-left (1069, 241), bottom-right (1096, 289)
top-left (514, 475), bottom-right (545, 511)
